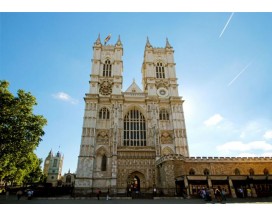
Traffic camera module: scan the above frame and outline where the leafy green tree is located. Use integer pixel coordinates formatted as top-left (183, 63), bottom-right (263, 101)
top-left (0, 80), bottom-right (47, 185)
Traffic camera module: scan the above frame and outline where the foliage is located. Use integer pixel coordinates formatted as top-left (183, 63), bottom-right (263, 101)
top-left (0, 80), bottom-right (47, 185)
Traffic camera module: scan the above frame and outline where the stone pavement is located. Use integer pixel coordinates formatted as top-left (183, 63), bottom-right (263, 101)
top-left (1, 194), bottom-right (272, 204)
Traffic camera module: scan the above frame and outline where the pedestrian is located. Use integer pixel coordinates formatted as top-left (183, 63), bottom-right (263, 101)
top-left (5, 187), bottom-right (10, 200)
top-left (96, 188), bottom-right (101, 200)
top-left (16, 189), bottom-right (23, 200)
top-left (153, 187), bottom-right (157, 197)
top-left (209, 187), bottom-right (215, 203)
top-left (215, 187), bottom-right (222, 203)
top-left (106, 188), bottom-right (111, 200)
top-left (221, 188), bottom-right (227, 202)
top-left (27, 189), bottom-right (33, 200)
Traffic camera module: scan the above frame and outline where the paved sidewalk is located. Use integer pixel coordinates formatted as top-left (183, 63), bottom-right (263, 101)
top-left (1, 195), bottom-right (272, 204)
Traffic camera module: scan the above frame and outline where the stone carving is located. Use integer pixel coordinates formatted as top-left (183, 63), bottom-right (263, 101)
top-left (162, 147), bottom-right (174, 156)
top-left (96, 130), bottom-right (109, 145)
top-left (99, 80), bottom-right (112, 95)
top-left (161, 131), bottom-right (173, 144)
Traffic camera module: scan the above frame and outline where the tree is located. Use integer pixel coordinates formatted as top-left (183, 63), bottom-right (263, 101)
top-left (0, 80), bottom-right (47, 185)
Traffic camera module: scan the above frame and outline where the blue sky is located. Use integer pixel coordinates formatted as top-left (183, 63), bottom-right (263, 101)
top-left (1, 12), bottom-right (272, 175)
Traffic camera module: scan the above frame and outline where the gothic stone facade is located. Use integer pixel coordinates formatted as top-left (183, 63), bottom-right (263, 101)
top-left (75, 35), bottom-right (272, 197)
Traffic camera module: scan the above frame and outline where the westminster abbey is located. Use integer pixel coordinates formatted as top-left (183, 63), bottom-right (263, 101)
top-left (75, 35), bottom-right (272, 198)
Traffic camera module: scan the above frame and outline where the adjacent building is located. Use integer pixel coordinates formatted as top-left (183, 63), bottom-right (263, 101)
top-left (43, 150), bottom-right (64, 186)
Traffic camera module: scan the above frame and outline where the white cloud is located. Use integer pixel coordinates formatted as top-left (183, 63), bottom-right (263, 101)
top-left (52, 92), bottom-right (78, 104)
top-left (204, 114), bottom-right (223, 126)
top-left (216, 140), bottom-right (272, 154)
top-left (264, 130), bottom-right (272, 140)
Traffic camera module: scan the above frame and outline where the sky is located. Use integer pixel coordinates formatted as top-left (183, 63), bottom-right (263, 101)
top-left (1, 5), bottom-right (272, 177)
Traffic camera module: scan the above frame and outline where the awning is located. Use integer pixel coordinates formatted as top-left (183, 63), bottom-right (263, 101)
top-left (252, 176), bottom-right (267, 180)
top-left (175, 176), bottom-right (184, 181)
top-left (229, 176), bottom-right (248, 180)
top-left (187, 176), bottom-right (207, 181)
top-left (210, 176), bottom-right (228, 181)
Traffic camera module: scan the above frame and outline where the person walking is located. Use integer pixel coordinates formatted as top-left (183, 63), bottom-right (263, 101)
top-left (16, 189), bottom-right (23, 200)
top-left (96, 188), bottom-right (101, 200)
top-left (106, 188), bottom-right (111, 200)
top-left (221, 188), bottom-right (227, 202)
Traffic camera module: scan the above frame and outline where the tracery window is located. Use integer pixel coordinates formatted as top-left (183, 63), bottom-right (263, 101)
top-left (189, 168), bottom-right (195, 175)
top-left (159, 109), bottom-right (169, 120)
top-left (203, 168), bottom-right (210, 175)
top-left (101, 154), bottom-right (107, 171)
top-left (103, 59), bottom-right (112, 77)
top-left (123, 108), bottom-right (146, 146)
top-left (156, 62), bottom-right (165, 78)
top-left (99, 107), bottom-right (110, 119)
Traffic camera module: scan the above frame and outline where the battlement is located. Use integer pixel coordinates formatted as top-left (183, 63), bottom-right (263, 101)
top-left (186, 156), bottom-right (272, 161)
top-left (156, 154), bottom-right (272, 165)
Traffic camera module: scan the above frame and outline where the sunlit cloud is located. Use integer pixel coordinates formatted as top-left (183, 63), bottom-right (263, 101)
top-left (219, 12), bottom-right (234, 38)
top-left (216, 141), bottom-right (272, 154)
top-left (204, 114), bottom-right (223, 126)
top-left (52, 92), bottom-right (78, 104)
top-left (228, 62), bottom-right (252, 86)
top-left (239, 121), bottom-right (262, 138)
top-left (264, 130), bottom-right (272, 140)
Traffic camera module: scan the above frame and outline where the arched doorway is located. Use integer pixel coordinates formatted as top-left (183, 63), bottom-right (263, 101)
top-left (127, 171), bottom-right (146, 196)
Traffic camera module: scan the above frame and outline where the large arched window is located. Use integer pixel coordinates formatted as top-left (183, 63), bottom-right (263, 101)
top-left (103, 59), bottom-right (112, 77)
top-left (99, 107), bottom-right (110, 119)
top-left (101, 154), bottom-right (107, 171)
top-left (156, 62), bottom-right (165, 78)
top-left (124, 108), bottom-right (146, 146)
top-left (159, 109), bottom-right (169, 120)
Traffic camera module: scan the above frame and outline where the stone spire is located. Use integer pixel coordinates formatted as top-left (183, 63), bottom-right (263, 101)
top-left (94, 33), bottom-right (101, 45)
top-left (165, 37), bottom-right (172, 49)
top-left (115, 35), bottom-right (123, 46)
top-left (145, 36), bottom-right (152, 48)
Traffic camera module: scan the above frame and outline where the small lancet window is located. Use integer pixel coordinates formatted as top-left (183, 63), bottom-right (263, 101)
top-left (263, 168), bottom-right (269, 175)
top-left (203, 168), bottom-right (210, 175)
top-left (101, 154), bottom-right (107, 171)
top-left (159, 109), bottom-right (169, 120)
top-left (249, 168), bottom-right (254, 176)
top-left (189, 169), bottom-right (195, 175)
top-left (234, 168), bottom-right (241, 175)
top-left (99, 107), bottom-right (110, 119)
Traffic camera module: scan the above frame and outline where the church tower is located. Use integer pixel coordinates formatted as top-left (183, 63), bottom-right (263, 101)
top-left (142, 37), bottom-right (189, 157)
top-left (44, 150), bottom-right (64, 186)
top-left (75, 34), bottom-right (124, 193)
top-left (75, 36), bottom-right (189, 195)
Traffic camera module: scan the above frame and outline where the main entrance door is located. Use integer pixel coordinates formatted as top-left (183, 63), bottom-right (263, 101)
top-left (127, 171), bottom-right (146, 198)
